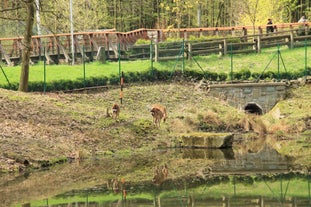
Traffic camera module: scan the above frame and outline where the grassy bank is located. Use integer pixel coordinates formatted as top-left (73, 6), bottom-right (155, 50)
top-left (0, 81), bottom-right (310, 173)
top-left (0, 81), bottom-right (310, 207)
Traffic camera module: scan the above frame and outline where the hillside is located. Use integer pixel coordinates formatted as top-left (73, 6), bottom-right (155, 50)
top-left (0, 81), bottom-right (310, 173)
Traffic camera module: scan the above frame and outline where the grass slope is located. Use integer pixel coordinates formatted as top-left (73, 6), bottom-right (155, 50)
top-left (0, 81), bottom-right (310, 173)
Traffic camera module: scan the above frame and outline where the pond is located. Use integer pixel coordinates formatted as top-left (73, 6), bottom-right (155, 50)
top-left (1, 143), bottom-right (311, 207)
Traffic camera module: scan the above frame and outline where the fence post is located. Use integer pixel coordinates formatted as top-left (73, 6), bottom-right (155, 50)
top-left (187, 42), bottom-right (192, 60)
top-left (83, 45), bottom-right (86, 87)
top-left (222, 39), bottom-right (227, 55)
top-left (150, 39), bottom-right (153, 70)
top-left (257, 27), bottom-right (263, 53)
top-left (289, 25), bottom-right (294, 49)
top-left (305, 23), bottom-right (309, 35)
top-left (154, 43), bottom-right (158, 62)
top-left (230, 43), bottom-right (233, 82)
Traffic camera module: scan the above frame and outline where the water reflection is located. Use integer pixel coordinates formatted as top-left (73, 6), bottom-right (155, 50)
top-left (212, 144), bottom-right (293, 173)
top-left (20, 173), bottom-right (311, 207)
top-left (180, 148), bottom-right (235, 160)
top-left (1, 143), bottom-right (310, 207)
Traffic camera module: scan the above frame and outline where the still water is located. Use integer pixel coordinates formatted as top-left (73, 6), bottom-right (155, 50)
top-left (1, 144), bottom-right (311, 207)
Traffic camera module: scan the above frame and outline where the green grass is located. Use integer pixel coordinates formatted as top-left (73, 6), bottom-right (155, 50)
top-left (0, 46), bottom-right (309, 85)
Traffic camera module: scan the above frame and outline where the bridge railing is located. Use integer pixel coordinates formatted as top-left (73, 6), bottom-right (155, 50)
top-left (0, 22), bottom-right (309, 65)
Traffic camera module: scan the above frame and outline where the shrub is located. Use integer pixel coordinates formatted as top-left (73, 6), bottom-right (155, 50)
top-left (262, 71), bottom-right (275, 80)
top-left (109, 74), bottom-right (120, 85)
top-left (157, 70), bottom-right (171, 81)
top-left (251, 72), bottom-right (261, 80)
top-left (239, 69), bottom-right (251, 80)
top-left (218, 72), bottom-right (227, 81)
top-left (208, 71), bottom-right (218, 81)
top-left (134, 39), bottom-right (150, 45)
top-left (28, 81), bottom-right (44, 92)
top-left (124, 71), bottom-right (139, 83)
top-left (140, 70), bottom-right (153, 82)
top-left (232, 71), bottom-right (242, 80)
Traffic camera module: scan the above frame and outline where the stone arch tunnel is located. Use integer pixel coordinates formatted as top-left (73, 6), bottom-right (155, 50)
top-left (206, 82), bottom-right (287, 114)
top-left (244, 102), bottom-right (263, 115)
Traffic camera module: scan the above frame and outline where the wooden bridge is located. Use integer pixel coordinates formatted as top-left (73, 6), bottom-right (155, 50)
top-left (0, 22), bottom-right (310, 66)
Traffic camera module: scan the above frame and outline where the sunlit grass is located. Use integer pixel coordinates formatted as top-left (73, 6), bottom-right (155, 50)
top-left (0, 46), bottom-right (309, 85)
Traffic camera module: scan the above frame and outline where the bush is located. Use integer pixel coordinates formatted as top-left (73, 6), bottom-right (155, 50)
top-left (88, 76), bottom-right (108, 86)
top-left (28, 81), bottom-right (44, 92)
top-left (124, 71), bottom-right (140, 83)
top-left (239, 69), bottom-right (251, 80)
top-left (232, 71), bottom-right (242, 80)
top-left (251, 72), bottom-right (261, 80)
top-left (140, 70), bottom-right (153, 82)
top-left (218, 72), bottom-right (227, 81)
top-left (157, 70), bottom-right (171, 81)
top-left (262, 71), bottom-right (275, 80)
top-left (109, 74), bottom-right (120, 85)
top-left (208, 71), bottom-right (218, 81)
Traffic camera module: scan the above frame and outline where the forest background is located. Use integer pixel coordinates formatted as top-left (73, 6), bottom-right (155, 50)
top-left (0, 0), bottom-right (310, 92)
top-left (0, 0), bottom-right (310, 38)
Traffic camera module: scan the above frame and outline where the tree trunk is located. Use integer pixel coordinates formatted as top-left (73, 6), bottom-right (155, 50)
top-left (19, 0), bottom-right (35, 92)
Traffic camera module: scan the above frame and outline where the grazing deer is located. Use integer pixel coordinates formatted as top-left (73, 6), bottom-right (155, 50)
top-left (150, 104), bottom-right (167, 127)
top-left (112, 103), bottom-right (120, 120)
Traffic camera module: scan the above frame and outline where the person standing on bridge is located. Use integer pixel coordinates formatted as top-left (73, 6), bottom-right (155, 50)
top-left (298, 16), bottom-right (307, 23)
top-left (266, 18), bottom-right (274, 34)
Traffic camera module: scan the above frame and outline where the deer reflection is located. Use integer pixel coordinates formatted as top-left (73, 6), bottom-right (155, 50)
top-left (107, 178), bottom-right (127, 200)
top-left (152, 164), bottom-right (168, 185)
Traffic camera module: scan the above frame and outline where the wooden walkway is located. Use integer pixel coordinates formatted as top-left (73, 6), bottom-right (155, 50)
top-left (0, 22), bottom-right (310, 65)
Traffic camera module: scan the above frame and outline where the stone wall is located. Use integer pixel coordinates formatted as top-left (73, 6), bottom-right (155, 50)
top-left (207, 82), bottom-right (287, 114)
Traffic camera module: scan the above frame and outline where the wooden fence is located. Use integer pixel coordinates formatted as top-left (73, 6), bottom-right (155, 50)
top-left (0, 22), bottom-right (310, 65)
top-left (129, 26), bottom-right (311, 61)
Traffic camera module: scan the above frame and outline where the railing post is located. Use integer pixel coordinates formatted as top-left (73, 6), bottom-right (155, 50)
top-left (242, 27), bottom-right (247, 41)
top-left (231, 28), bottom-right (235, 37)
top-left (215, 28), bottom-right (219, 36)
top-left (183, 30), bottom-right (188, 41)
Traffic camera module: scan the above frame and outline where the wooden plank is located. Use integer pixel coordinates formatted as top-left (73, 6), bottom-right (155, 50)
top-left (190, 48), bottom-right (221, 55)
top-left (227, 48), bottom-right (256, 54)
top-left (294, 35), bottom-right (311, 41)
